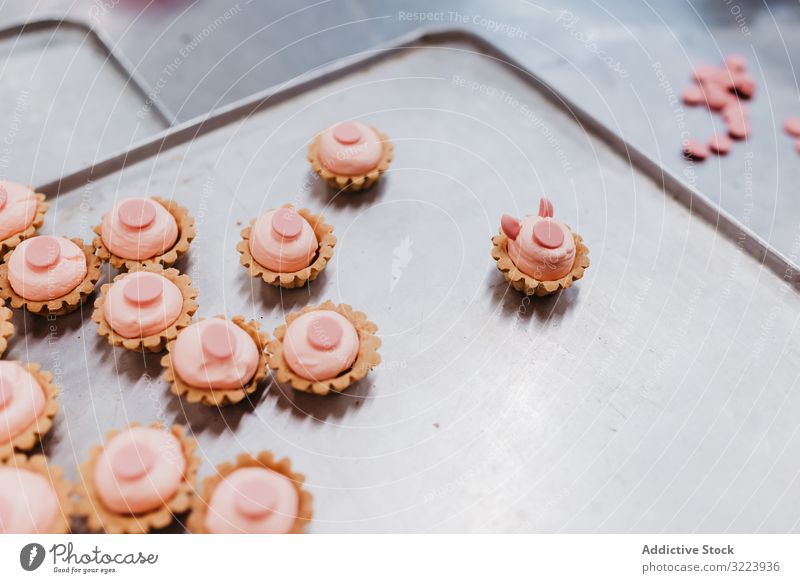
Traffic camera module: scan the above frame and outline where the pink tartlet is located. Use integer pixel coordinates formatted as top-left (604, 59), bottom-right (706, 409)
top-left (0, 235), bottom-right (100, 316)
top-left (492, 197), bottom-right (590, 296)
top-left (77, 424), bottom-right (198, 534)
top-left (268, 301), bottom-right (381, 396)
top-left (307, 121), bottom-right (393, 191)
top-left (188, 452), bottom-right (312, 534)
top-left (238, 204), bottom-right (335, 288)
top-left (93, 196), bottom-right (195, 269)
top-left (92, 265), bottom-right (199, 352)
top-left (0, 181), bottom-right (47, 252)
top-left (0, 455), bottom-right (72, 533)
top-left (162, 316), bottom-right (269, 406)
top-left (0, 362), bottom-right (59, 460)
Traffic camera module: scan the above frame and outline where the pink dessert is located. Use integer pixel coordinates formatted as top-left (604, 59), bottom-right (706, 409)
top-left (0, 362), bottom-right (46, 445)
top-left (249, 208), bottom-right (318, 272)
top-left (172, 319), bottom-right (260, 390)
top-left (92, 426), bottom-right (185, 514)
top-left (102, 271), bottom-right (183, 338)
top-left (100, 198), bottom-right (178, 260)
top-left (501, 198), bottom-right (576, 281)
top-left (204, 466), bottom-right (299, 534)
top-left (283, 310), bottom-right (359, 381)
top-left (0, 467), bottom-right (59, 533)
top-left (317, 122), bottom-right (383, 176)
top-left (0, 181), bottom-right (38, 241)
top-left (8, 236), bottom-right (87, 301)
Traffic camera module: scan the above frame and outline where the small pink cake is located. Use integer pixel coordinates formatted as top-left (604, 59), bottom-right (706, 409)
top-left (162, 317), bottom-right (268, 406)
top-left (188, 452), bottom-right (312, 534)
top-left (94, 197), bottom-right (195, 269)
top-left (0, 181), bottom-right (44, 246)
top-left (308, 121), bottom-right (393, 191)
top-left (492, 197), bottom-right (589, 296)
top-left (0, 362), bottom-right (58, 458)
top-left (0, 455), bottom-right (71, 533)
top-left (77, 425), bottom-right (198, 533)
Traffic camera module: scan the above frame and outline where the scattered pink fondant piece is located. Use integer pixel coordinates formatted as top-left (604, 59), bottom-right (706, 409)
top-left (234, 479), bottom-right (277, 518)
top-left (730, 73), bottom-right (756, 98)
top-left (708, 134), bottom-right (733, 155)
top-left (704, 84), bottom-right (733, 111)
top-left (725, 54), bottom-right (747, 72)
top-left (796, 140), bottom-right (800, 155)
top-left (25, 236), bottom-right (61, 268)
top-left (332, 122), bottom-right (362, 145)
top-left (682, 86), bottom-right (705, 106)
top-left (727, 119), bottom-right (750, 140)
top-left (111, 442), bottom-right (156, 481)
top-left (122, 275), bottom-right (163, 305)
top-left (693, 64), bottom-right (721, 84)
top-left (201, 321), bottom-right (238, 359)
top-left (538, 197), bottom-right (554, 218)
top-left (307, 315), bottom-right (343, 351)
top-left (784, 117), bottom-right (800, 138)
top-left (682, 139), bottom-right (710, 160)
top-left (117, 199), bottom-right (156, 229)
top-left (500, 215), bottom-right (520, 240)
top-left (271, 208), bottom-right (303, 239)
top-left (532, 219), bottom-right (564, 249)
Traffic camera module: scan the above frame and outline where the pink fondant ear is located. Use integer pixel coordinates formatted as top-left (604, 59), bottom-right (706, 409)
top-left (501, 215), bottom-right (521, 240)
top-left (538, 198), bottom-right (553, 218)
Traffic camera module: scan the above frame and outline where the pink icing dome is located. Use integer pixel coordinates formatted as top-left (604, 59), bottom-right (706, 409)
top-left (0, 467), bottom-right (59, 533)
top-left (172, 319), bottom-right (260, 390)
top-left (249, 208), bottom-right (318, 272)
top-left (283, 310), bottom-right (359, 381)
top-left (204, 467), bottom-right (299, 534)
top-left (0, 181), bottom-right (38, 240)
top-left (317, 122), bottom-right (383, 176)
top-left (100, 198), bottom-right (178, 260)
top-left (93, 426), bottom-right (186, 515)
top-left (8, 236), bottom-right (88, 301)
top-left (102, 271), bottom-right (183, 338)
top-left (502, 198), bottom-right (576, 281)
top-left (0, 362), bottom-right (46, 445)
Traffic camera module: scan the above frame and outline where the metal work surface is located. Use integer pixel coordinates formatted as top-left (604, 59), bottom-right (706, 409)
top-left (18, 31), bottom-right (800, 533)
top-left (0, 19), bottom-right (170, 187)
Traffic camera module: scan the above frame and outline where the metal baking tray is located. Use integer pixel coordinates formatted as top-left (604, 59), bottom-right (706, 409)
top-left (0, 18), bottom-right (171, 187)
top-left (20, 28), bottom-right (800, 533)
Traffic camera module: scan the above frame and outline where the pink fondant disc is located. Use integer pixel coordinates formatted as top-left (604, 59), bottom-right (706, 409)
top-left (332, 122), bottom-right (362, 145)
top-left (201, 321), bottom-right (238, 359)
top-left (784, 117), bottom-right (800, 138)
top-left (234, 479), bottom-right (277, 518)
top-left (0, 379), bottom-right (12, 410)
top-left (307, 315), bottom-right (343, 351)
top-left (271, 208), bottom-right (303, 239)
top-left (118, 199), bottom-right (156, 229)
top-left (532, 220), bottom-right (564, 249)
top-left (110, 442), bottom-right (156, 481)
top-left (122, 274), bottom-right (163, 305)
top-left (0, 186), bottom-right (7, 211)
top-left (25, 237), bottom-right (61, 268)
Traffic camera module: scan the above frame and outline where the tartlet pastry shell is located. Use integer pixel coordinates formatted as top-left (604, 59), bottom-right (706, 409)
top-left (0, 363), bottom-right (59, 461)
top-left (0, 192), bottom-right (48, 254)
top-left (268, 300), bottom-right (381, 396)
top-left (491, 230), bottom-right (590, 296)
top-left (237, 205), bottom-right (336, 289)
top-left (93, 196), bottom-right (196, 270)
top-left (307, 127), bottom-right (393, 192)
top-left (1, 454), bottom-right (73, 534)
top-left (75, 423), bottom-right (199, 534)
top-left (187, 451), bottom-right (312, 534)
top-left (92, 264), bottom-right (199, 352)
top-left (0, 302), bottom-right (14, 357)
top-left (161, 316), bottom-right (269, 407)
top-left (0, 237), bottom-right (101, 316)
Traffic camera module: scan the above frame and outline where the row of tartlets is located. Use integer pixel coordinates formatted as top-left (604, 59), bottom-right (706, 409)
top-left (0, 120), bottom-right (591, 534)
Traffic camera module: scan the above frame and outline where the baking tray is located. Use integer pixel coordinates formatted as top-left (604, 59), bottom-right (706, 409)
top-left (0, 18), bottom-right (172, 187)
top-left (19, 28), bottom-right (800, 533)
